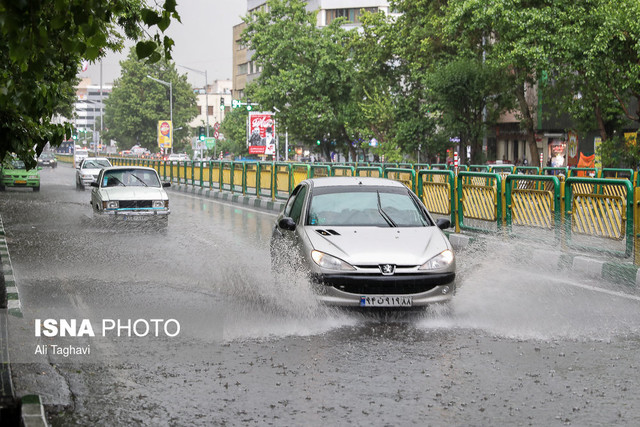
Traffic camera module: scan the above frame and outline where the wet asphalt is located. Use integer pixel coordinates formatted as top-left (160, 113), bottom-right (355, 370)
top-left (1, 164), bottom-right (640, 426)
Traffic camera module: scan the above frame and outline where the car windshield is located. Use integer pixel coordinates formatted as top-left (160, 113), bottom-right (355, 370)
top-left (40, 153), bottom-right (55, 159)
top-left (102, 169), bottom-right (161, 188)
top-left (307, 186), bottom-right (431, 227)
top-left (83, 160), bottom-right (111, 168)
top-left (9, 160), bottom-right (26, 169)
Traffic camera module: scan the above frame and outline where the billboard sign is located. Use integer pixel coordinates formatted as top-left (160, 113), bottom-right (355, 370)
top-left (247, 112), bottom-right (275, 155)
top-left (158, 120), bottom-right (173, 149)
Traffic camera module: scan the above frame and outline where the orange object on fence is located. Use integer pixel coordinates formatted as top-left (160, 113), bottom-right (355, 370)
top-left (576, 152), bottom-right (595, 176)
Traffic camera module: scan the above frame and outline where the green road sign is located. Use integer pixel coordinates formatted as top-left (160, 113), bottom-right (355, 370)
top-left (204, 137), bottom-right (216, 150)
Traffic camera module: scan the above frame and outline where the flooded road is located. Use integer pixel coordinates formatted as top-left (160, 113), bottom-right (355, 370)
top-left (2, 164), bottom-right (640, 425)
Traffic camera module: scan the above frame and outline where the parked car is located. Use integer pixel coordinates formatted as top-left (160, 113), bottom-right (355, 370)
top-left (0, 158), bottom-right (41, 192)
top-left (270, 177), bottom-right (456, 308)
top-left (76, 157), bottom-right (112, 190)
top-left (90, 166), bottom-right (171, 224)
top-left (37, 152), bottom-right (58, 168)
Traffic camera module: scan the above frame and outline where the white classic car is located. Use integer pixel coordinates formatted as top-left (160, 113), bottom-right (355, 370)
top-left (90, 166), bottom-right (171, 224)
top-left (76, 157), bottom-right (112, 189)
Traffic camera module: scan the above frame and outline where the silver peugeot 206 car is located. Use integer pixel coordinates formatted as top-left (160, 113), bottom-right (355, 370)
top-left (271, 177), bottom-right (456, 308)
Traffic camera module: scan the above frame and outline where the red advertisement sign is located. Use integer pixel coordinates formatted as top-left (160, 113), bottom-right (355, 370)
top-left (247, 112), bottom-right (275, 155)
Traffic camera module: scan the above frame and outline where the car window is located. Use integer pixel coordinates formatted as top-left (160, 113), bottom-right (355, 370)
top-left (284, 185), bottom-right (302, 217)
top-left (307, 188), bottom-right (430, 227)
top-left (288, 185), bottom-right (308, 224)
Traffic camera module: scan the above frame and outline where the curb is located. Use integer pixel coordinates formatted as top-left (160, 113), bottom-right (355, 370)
top-left (21, 395), bottom-right (48, 427)
top-left (168, 184), bottom-right (286, 214)
top-left (0, 215), bottom-right (22, 317)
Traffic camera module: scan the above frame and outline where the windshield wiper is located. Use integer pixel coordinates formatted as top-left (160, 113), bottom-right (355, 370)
top-left (376, 191), bottom-right (397, 227)
top-left (129, 174), bottom-right (148, 186)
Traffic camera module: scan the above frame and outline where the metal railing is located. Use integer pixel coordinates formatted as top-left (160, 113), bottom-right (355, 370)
top-left (87, 155), bottom-right (640, 264)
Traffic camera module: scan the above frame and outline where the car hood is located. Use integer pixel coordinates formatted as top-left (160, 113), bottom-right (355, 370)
top-left (304, 226), bottom-right (451, 266)
top-left (99, 187), bottom-right (168, 201)
top-left (79, 168), bottom-right (104, 174)
top-left (2, 169), bottom-right (39, 176)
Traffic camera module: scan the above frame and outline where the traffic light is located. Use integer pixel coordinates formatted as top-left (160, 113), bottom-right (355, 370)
top-left (72, 130), bottom-right (78, 141)
top-left (198, 126), bottom-right (206, 141)
top-left (316, 140), bottom-right (321, 145)
top-left (246, 99), bottom-right (252, 111)
top-left (220, 98), bottom-right (225, 110)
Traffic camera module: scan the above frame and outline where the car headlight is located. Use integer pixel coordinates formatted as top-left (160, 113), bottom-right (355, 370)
top-left (419, 249), bottom-right (455, 271)
top-left (152, 200), bottom-right (166, 208)
top-left (103, 201), bottom-right (119, 209)
top-left (311, 250), bottom-right (355, 271)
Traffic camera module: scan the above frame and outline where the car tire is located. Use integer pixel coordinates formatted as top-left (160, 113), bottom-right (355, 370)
top-left (76, 179), bottom-right (84, 190)
top-left (0, 185), bottom-right (5, 191)
top-left (33, 186), bottom-right (40, 192)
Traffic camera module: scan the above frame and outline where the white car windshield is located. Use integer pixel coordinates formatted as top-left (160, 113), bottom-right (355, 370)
top-left (307, 187), bottom-right (431, 227)
top-left (83, 160), bottom-right (111, 168)
top-left (102, 169), bottom-right (161, 188)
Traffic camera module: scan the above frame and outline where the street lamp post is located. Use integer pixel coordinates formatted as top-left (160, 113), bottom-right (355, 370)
top-left (146, 75), bottom-right (173, 154)
top-left (178, 65), bottom-right (209, 159)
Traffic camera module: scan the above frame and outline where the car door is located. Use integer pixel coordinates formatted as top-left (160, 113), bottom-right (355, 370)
top-left (90, 170), bottom-right (104, 211)
top-left (271, 183), bottom-right (309, 269)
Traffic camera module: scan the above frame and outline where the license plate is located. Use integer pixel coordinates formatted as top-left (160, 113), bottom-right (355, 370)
top-left (15, 180), bottom-right (27, 184)
top-left (360, 296), bottom-right (413, 307)
top-left (122, 215), bottom-right (146, 221)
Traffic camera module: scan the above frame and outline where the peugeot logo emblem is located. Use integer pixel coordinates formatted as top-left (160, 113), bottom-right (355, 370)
top-left (380, 264), bottom-right (396, 275)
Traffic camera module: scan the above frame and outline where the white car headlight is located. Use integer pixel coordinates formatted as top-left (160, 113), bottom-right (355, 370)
top-left (152, 200), bottom-right (165, 208)
top-left (311, 250), bottom-right (355, 271)
top-left (103, 201), bottom-right (119, 209)
top-left (419, 249), bottom-right (455, 271)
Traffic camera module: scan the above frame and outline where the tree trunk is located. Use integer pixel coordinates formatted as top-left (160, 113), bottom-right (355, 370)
top-left (515, 84), bottom-right (540, 167)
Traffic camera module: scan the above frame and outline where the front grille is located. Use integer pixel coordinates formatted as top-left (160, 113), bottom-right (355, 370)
top-left (318, 273), bottom-right (455, 295)
top-left (119, 200), bottom-right (153, 209)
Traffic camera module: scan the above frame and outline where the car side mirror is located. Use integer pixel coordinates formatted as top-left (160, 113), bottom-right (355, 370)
top-left (436, 218), bottom-right (451, 230)
top-left (37, 166), bottom-right (43, 170)
top-left (90, 182), bottom-right (98, 188)
top-left (278, 217), bottom-right (296, 231)
top-left (162, 182), bottom-right (171, 188)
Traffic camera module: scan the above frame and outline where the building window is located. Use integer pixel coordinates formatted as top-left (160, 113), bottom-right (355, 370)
top-left (238, 63), bottom-right (248, 75)
top-left (197, 106), bottom-right (201, 115)
top-left (326, 7), bottom-right (378, 25)
top-left (207, 106), bottom-right (213, 115)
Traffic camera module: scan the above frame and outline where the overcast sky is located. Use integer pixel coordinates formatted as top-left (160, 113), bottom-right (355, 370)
top-left (80, 0), bottom-right (248, 87)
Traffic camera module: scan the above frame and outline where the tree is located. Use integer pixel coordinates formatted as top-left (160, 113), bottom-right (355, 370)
top-left (0, 0), bottom-right (180, 168)
top-left (103, 49), bottom-right (197, 153)
top-left (242, 0), bottom-right (356, 159)
top-left (426, 58), bottom-right (514, 163)
top-left (543, 0), bottom-right (640, 161)
top-left (219, 107), bottom-right (250, 158)
top-left (442, 0), bottom-right (561, 166)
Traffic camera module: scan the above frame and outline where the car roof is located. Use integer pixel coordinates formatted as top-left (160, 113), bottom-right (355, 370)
top-left (100, 166), bottom-right (158, 172)
top-left (303, 176), bottom-right (408, 189)
top-left (83, 157), bottom-right (110, 162)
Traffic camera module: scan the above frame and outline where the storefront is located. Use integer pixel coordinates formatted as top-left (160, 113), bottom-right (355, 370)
top-left (548, 139), bottom-right (566, 167)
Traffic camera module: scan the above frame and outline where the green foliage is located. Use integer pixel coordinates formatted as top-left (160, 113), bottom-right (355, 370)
top-left (426, 58), bottom-right (514, 163)
top-left (0, 0), bottom-right (180, 168)
top-left (103, 49), bottom-right (197, 153)
top-left (242, 0), bottom-right (355, 156)
top-left (597, 135), bottom-right (640, 169)
top-left (219, 107), bottom-right (250, 158)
